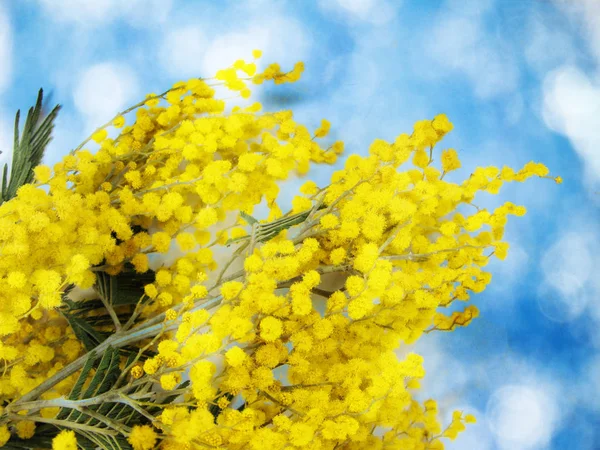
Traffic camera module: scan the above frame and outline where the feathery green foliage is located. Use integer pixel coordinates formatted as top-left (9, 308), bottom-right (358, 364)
top-left (0, 89), bottom-right (61, 204)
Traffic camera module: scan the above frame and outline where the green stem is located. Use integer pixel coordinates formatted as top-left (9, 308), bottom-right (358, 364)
top-left (7, 413), bottom-right (119, 436)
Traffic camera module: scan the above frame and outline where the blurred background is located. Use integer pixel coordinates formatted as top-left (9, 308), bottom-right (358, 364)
top-left (0, 0), bottom-right (599, 448)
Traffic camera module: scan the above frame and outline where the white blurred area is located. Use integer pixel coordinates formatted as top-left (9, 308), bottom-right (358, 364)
top-left (542, 66), bottom-right (600, 192)
top-left (536, 217), bottom-right (600, 346)
top-left (420, 0), bottom-right (519, 100)
top-left (538, 230), bottom-right (599, 323)
top-left (487, 384), bottom-right (560, 450)
top-left (540, 0), bottom-right (600, 196)
top-left (73, 62), bottom-right (140, 135)
top-left (156, 10), bottom-right (312, 117)
top-left (34, 0), bottom-right (172, 27)
top-left (396, 330), bottom-right (568, 450)
top-left (158, 26), bottom-right (207, 79)
top-left (317, 0), bottom-right (397, 25)
top-left (0, 3), bottom-right (12, 168)
top-left (0, 113), bottom-right (12, 169)
top-left (0, 3), bottom-right (11, 95)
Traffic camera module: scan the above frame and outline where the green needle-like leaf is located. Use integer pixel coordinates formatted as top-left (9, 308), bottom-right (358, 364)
top-left (0, 89), bottom-right (61, 204)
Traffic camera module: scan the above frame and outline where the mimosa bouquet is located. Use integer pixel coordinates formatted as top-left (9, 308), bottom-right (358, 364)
top-left (0, 52), bottom-right (560, 450)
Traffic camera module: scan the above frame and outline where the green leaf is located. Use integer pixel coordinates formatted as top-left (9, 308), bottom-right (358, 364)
top-left (256, 204), bottom-right (326, 243)
top-left (1, 164), bottom-right (7, 200)
top-left (240, 210), bottom-right (259, 225)
top-left (62, 312), bottom-right (109, 352)
top-left (0, 89), bottom-right (61, 204)
top-left (3, 424), bottom-right (56, 449)
top-left (73, 430), bottom-right (132, 450)
top-left (70, 431), bottom-right (104, 450)
top-left (56, 347), bottom-right (121, 426)
top-left (63, 350), bottom-right (98, 405)
top-left (63, 299), bottom-right (106, 316)
top-left (60, 297), bottom-right (154, 359)
top-left (27, 345), bottom-right (177, 449)
top-left (225, 203), bottom-right (328, 247)
top-left (82, 347), bottom-right (121, 400)
top-left (96, 263), bottom-right (156, 307)
top-left (60, 263), bottom-right (156, 353)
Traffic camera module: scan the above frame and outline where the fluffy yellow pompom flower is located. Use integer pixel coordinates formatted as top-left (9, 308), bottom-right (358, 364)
top-left (124, 170), bottom-right (142, 189)
top-left (225, 346), bottom-right (247, 367)
top-left (16, 420), bottom-right (36, 439)
top-left (130, 365), bottom-right (143, 379)
top-left (302, 270), bottom-right (320, 288)
top-left (196, 208), bottom-right (218, 228)
top-left (176, 232), bottom-right (196, 251)
top-left (320, 213), bottom-right (339, 229)
top-left (291, 196), bottom-right (313, 214)
top-left (260, 316), bottom-right (283, 342)
top-left (157, 292), bottom-right (173, 308)
top-left (353, 242), bottom-right (379, 273)
top-left (61, 339), bottom-right (81, 360)
top-left (52, 430), bottom-right (78, 450)
top-left (143, 358), bottom-right (160, 375)
top-left (441, 148), bottom-right (461, 173)
top-left (244, 254), bottom-right (263, 272)
top-left (165, 309), bottom-right (178, 321)
top-left (91, 129), bottom-right (108, 143)
top-left (160, 373), bottom-right (180, 391)
top-left (329, 247), bottom-right (347, 265)
top-left (0, 425), bottom-right (10, 447)
top-left (151, 231), bottom-right (172, 253)
top-left (144, 283), bottom-right (158, 299)
top-left (128, 425), bottom-right (158, 450)
top-left (7, 271), bottom-right (27, 289)
top-left (300, 180), bottom-right (319, 195)
top-left (155, 269), bottom-right (172, 287)
top-left (33, 165), bottom-right (52, 183)
top-left (432, 113), bottom-right (454, 136)
top-left (131, 253), bottom-right (149, 273)
top-left (439, 222), bottom-right (457, 237)
top-left (33, 269), bottom-right (62, 294)
top-left (493, 242), bottom-right (509, 260)
top-left (412, 149), bottom-right (429, 169)
top-left (522, 161), bottom-right (549, 177)
top-left (113, 115), bottom-right (126, 128)
top-left (67, 254), bottom-right (90, 276)
top-left (513, 205), bottom-right (527, 216)
top-left (345, 275), bottom-right (365, 298)
top-left (369, 138), bottom-right (394, 162)
top-left (314, 119), bottom-right (331, 138)
top-left (290, 423), bottom-right (315, 446)
top-left (221, 281), bottom-right (244, 300)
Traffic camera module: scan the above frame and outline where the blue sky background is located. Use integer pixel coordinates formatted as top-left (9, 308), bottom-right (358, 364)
top-left (1, 0), bottom-right (599, 448)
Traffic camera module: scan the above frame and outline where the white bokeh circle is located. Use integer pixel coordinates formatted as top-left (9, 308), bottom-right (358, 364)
top-left (486, 384), bottom-right (558, 449)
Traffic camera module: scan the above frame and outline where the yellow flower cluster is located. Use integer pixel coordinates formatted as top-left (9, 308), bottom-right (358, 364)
top-left (128, 425), bottom-right (157, 450)
top-left (51, 429), bottom-right (78, 450)
top-left (0, 54), bottom-right (337, 437)
top-left (0, 52), bottom-right (560, 448)
top-left (128, 118), bottom-right (556, 448)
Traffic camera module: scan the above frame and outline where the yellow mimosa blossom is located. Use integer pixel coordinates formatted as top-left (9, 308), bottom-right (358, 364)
top-left (0, 57), bottom-right (560, 450)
